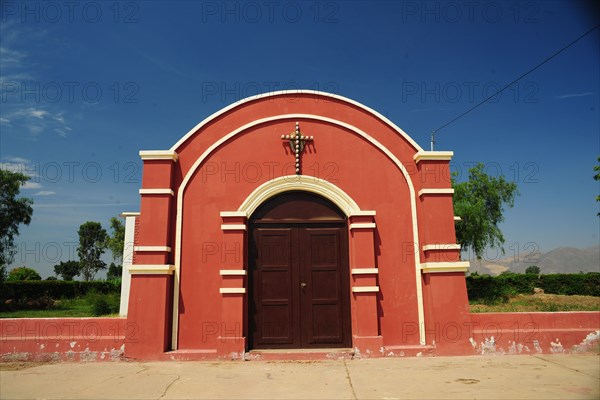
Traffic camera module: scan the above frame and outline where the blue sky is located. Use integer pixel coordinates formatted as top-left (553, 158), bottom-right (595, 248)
top-left (1, 0), bottom-right (599, 278)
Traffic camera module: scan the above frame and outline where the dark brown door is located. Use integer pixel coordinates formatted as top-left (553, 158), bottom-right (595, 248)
top-left (249, 192), bottom-right (351, 349)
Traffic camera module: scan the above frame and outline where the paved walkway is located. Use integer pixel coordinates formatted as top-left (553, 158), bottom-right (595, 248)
top-left (1, 354), bottom-right (599, 399)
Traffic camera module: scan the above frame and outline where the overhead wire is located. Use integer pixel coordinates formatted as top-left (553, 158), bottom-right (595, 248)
top-left (430, 23), bottom-right (600, 140)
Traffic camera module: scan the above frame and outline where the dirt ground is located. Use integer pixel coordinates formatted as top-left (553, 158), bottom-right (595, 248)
top-left (1, 354), bottom-right (599, 399)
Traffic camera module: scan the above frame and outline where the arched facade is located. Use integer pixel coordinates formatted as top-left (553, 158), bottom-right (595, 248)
top-left (125, 91), bottom-right (471, 359)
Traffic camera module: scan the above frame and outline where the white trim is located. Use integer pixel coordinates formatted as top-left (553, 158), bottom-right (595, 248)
top-left (139, 188), bottom-right (174, 196)
top-left (219, 270), bottom-right (247, 276)
top-left (349, 210), bottom-right (376, 217)
top-left (169, 90), bottom-right (424, 153)
top-left (420, 262), bottom-right (470, 274)
top-left (119, 214), bottom-right (137, 317)
top-left (413, 151), bottom-right (453, 163)
top-left (454, 216), bottom-right (462, 221)
top-left (351, 268), bottom-right (379, 275)
top-left (219, 288), bottom-right (246, 294)
top-left (352, 286), bottom-right (380, 293)
top-left (139, 150), bottom-right (179, 161)
top-left (220, 211), bottom-right (247, 218)
top-left (237, 175), bottom-right (361, 217)
top-left (120, 211), bottom-right (140, 217)
top-left (422, 244), bottom-right (461, 252)
top-left (134, 246), bottom-right (171, 252)
top-left (418, 188), bottom-right (454, 197)
top-left (349, 223), bottom-right (376, 230)
top-left (171, 114), bottom-right (426, 348)
top-left (128, 264), bottom-right (175, 274)
top-left (221, 224), bottom-right (247, 231)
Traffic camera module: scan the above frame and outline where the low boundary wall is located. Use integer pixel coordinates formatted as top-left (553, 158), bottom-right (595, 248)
top-left (1, 313), bottom-right (598, 361)
top-left (0, 318), bottom-right (135, 362)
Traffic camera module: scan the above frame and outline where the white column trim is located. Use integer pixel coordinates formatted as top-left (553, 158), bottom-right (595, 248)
top-left (349, 210), bottom-right (376, 217)
top-left (422, 244), bottom-right (461, 252)
top-left (220, 211), bottom-right (247, 218)
top-left (418, 188), bottom-right (454, 197)
top-left (221, 224), bottom-right (247, 231)
top-left (219, 269), bottom-right (247, 276)
top-left (351, 268), bottom-right (379, 275)
top-left (413, 151), bottom-right (454, 163)
top-left (420, 261), bottom-right (470, 273)
top-left (119, 213), bottom-right (137, 317)
top-left (352, 286), bottom-right (380, 293)
top-left (219, 288), bottom-right (246, 294)
top-left (349, 222), bottom-right (376, 230)
top-left (139, 150), bottom-right (179, 161)
top-left (139, 188), bottom-right (174, 196)
top-left (128, 264), bottom-right (175, 274)
top-left (134, 246), bottom-right (172, 252)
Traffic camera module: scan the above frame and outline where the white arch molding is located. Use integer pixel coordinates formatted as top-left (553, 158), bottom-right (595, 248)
top-left (238, 175), bottom-right (362, 217)
top-left (170, 114), bottom-right (426, 349)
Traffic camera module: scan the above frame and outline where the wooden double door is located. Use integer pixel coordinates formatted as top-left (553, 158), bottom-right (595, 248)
top-left (249, 192), bottom-right (351, 349)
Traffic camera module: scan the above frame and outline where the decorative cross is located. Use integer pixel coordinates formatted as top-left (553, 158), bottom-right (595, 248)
top-left (281, 122), bottom-right (313, 175)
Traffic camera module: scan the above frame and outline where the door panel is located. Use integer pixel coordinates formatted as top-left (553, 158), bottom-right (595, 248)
top-left (251, 228), bottom-right (299, 347)
top-left (250, 224), bottom-right (350, 349)
top-left (301, 228), bottom-right (348, 346)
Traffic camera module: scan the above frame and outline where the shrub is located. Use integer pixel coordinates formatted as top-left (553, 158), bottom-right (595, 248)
top-left (467, 272), bottom-right (600, 304)
top-left (0, 280), bottom-right (121, 311)
top-left (7, 267), bottom-right (41, 281)
top-left (87, 290), bottom-right (120, 316)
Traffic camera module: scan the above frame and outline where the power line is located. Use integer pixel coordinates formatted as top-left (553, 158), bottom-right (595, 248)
top-left (430, 22), bottom-right (600, 140)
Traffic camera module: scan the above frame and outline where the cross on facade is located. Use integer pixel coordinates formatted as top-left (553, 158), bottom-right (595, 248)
top-left (281, 122), bottom-right (313, 175)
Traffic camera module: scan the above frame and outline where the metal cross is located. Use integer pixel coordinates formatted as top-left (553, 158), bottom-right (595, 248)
top-left (281, 122), bottom-right (313, 175)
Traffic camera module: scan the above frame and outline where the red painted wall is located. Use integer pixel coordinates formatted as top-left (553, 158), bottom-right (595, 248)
top-left (0, 318), bottom-right (133, 362)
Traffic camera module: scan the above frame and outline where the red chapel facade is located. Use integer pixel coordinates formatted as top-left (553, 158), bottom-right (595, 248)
top-left (123, 91), bottom-right (472, 359)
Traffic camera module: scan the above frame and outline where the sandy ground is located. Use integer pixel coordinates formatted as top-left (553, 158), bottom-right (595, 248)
top-left (1, 354), bottom-right (599, 399)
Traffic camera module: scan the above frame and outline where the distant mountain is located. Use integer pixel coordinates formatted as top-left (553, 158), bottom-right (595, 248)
top-left (467, 245), bottom-right (600, 276)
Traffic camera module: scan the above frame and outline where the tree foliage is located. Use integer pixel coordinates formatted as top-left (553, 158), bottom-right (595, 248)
top-left (7, 266), bottom-right (41, 281)
top-left (106, 217), bottom-right (125, 264)
top-left (452, 163), bottom-right (518, 259)
top-left (0, 170), bottom-right (34, 270)
top-left (525, 265), bottom-right (540, 275)
top-left (107, 262), bottom-right (123, 280)
top-left (53, 260), bottom-right (82, 281)
top-left (77, 221), bottom-right (108, 281)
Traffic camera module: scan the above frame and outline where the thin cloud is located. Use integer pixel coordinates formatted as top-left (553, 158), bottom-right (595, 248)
top-left (3, 107), bottom-right (72, 138)
top-left (0, 157), bottom-right (36, 177)
top-left (34, 191), bottom-right (56, 196)
top-left (33, 203), bottom-right (140, 208)
top-left (22, 181), bottom-right (42, 189)
top-left (554, 92), bottom-right (596, 99)
top-left (5, 156), bottom-right (30, 163)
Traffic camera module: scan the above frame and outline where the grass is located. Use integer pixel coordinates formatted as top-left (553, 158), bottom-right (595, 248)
top-left (0, 292), bottom-right (121, 318)
top-left (470, 293), bottom-right (600, 313)
top-left (2, 293), bottom-right (599, 317)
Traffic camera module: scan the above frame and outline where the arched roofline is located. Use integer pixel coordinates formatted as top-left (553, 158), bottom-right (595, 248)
top-left (169, 90), bottom-right (425, 152)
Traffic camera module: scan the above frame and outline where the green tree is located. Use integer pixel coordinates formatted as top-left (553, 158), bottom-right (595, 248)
top-left (7, 266), bottom-right (41, 281)
top-left (107, 262), bottom-right (123, 280)
top-left (77, 221), bottom-right (108, 281)
top-left (594, 156), bottom-right (599, 216)
top-left (106, 217), bottom-right (125, 264)
top-left (53, 260), bottom-right (82, 281)
top-left (0, 170), bottom-right (34, 278)
top-left (452, 163), bottom-right (519, 259)
top-left (525, 265), bottom-right (540, 275)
